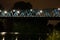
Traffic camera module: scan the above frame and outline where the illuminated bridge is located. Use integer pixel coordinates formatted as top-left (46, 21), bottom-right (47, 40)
top-left (0, 8), bottom-right (60, 17)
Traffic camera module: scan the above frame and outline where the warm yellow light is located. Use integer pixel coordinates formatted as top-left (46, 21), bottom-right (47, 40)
top-left (2, 37), bottom-right (5, 40)
top-left (0, 32), bottom-right (6, 35)
top-left (14, 32), bottom-right (19, 35)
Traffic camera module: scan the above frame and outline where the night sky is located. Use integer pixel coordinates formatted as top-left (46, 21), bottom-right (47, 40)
top-left (0, 0), bottom-right (60, 9)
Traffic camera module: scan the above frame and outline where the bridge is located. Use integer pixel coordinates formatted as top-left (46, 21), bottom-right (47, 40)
top-left (0, 8), bottom-right (60, 17)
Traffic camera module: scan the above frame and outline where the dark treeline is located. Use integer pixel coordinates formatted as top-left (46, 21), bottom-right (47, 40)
top-left (13, 1), bottom-right (32, 10)
top-left (0, 4), bottom-right (4, 9)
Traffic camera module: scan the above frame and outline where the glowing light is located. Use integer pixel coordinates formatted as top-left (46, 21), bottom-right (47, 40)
top-left (13, 10), bottom-right (16, 12)
top-left (40, 10), bottom-right (43, 13)
top-left (30, 9), bottom-right (33, 11)
top-left (58, 8), bottom-right (60, 10)
top-left (4, 11), bottom-right (7, 13)
top-left (17, 11), bottom-right (20, 13)
top-left (2, 37), bottom-right (5, 40)
top-left (14, 32), bottom-right (19, 34)
top-left (0, 10), bottom-right (2, 12)
top-left (0, 32), bottom-right (6, 35)
top-left (15, 37), bottom-right (18, 40)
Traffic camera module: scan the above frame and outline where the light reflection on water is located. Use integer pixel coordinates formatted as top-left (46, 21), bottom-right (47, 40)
top-left (0, 32), bottom-right (60, 40)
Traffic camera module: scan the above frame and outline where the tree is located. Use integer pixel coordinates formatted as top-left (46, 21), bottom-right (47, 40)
top-left (13, 1), bottom-right (32, 10)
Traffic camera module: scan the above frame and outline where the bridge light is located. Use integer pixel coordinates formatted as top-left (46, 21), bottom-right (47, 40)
top-left (30, 9), bottom-right (33, 11)
top-left (0, 10), bottom-right (2, 12)
top-left (13, 9), bottom-right (16, 12)
top-left (58, 8), bottom-right (60, 10)
top-left (40, 10), bottom-right (43, 13)
top-left (4, 11), bottom-right (7, 14)
top-left (17, 11), bottom-right (20, 13)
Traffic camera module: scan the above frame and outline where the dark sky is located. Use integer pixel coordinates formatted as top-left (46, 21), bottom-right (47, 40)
top-left (0, 0), bottom-right (60, 9)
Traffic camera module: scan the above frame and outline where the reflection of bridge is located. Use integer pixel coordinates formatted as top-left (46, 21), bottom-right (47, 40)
top-left (0, 32), bottom-right (45, 40)
top-left (0, 31), bottom-right (59, 40)
top-left (0, 18), bottom-right (60, 40)
top-left (0, 9), bottom-right (60, 17)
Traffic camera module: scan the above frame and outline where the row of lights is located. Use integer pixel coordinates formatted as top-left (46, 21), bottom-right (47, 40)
top-left (0, 32), bottom-right (42, 40)
top-left (0, 8), bottom-right (60, 12)
top-left (0, 32), bottom-right (19, 35)
top-left (0, 9), bottom-right (53, 13)
top-left (0, 9), bottom-right (43, 17)
top-left (0, 32), bottom-right (19, 40)
top-left (0, 10), bottom-right (20, 14)
top-left (0, 32), bottom-right (53, 40)
top-left (0, 9), bottom-right (59, 13)
top-left (0, 8), bottom-right (60, 17)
